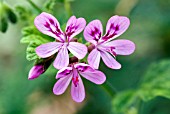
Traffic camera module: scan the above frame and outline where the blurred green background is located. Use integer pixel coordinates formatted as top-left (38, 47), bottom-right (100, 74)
top-left (1, 0), bottom-right (170, 114)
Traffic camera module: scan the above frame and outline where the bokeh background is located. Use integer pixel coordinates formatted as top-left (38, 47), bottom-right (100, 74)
top-left (1, 0), bottom-right (170, 114)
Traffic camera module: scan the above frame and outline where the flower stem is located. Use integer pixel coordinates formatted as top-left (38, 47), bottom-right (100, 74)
top-left (27, 0), bottom-right (42, 13)
top-left (101, 80), bottom-right (117, 97)
top-left (64, 0), bottom-right (72, 17)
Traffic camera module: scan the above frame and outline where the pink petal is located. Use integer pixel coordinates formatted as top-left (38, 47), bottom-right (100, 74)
top-left (75, 63), bottom-right (95, 72)
top-left (68, 42), bottom-right (87, 59)
top-left (56, 67), bottom-right (73, 79)
top-left (28, 65), bottom-right (44, 80)
top-left (83, 20), bottom-right (103, 45)
top-left (80, 69), bottom-right (106, 85)
top-left (71, 76), bottom-right (85, 102)
top-left (36, 42), bottom-right (63, 58)
top-left (65, 16), bottom-right (86, 41)
top-left (34, 12), bottom-right (65, 42)
top-left (53, 46), bottom-right (69, 69)
top-left (104, 39), bottom-right (135, 55)
top-left (87, 49), bottom-right (101, 69)
top-left (100, 50), bottom-right (121, 69)
top-left (102, 16), bottom-right (130, 42)
top-left (53, 76), bottom-right (72, 95)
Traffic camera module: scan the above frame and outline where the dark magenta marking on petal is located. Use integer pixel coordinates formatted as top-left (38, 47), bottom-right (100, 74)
top-left (90, 27), bottom-right (101, 41)
top-left (49, 18), bottom-right (54, 25)
top-left (102, 24), bottom-right (119, 41)
top-left (65, 24), bottom-right (80, 38)
top-left (115, 25), bottom-right (119, 31)
top-left (44, 22), bottom-right (50, 28)
top-left (60, 69), bottom-right (72, 75)
top-left (77, 65), bottom-right (88, 72)
top-left (67, 31), bottom-right (75, 38)
top-left (43, 18), bottom-right (65, 41)
top-left (72, 76), bottom-right (79, 87)
top-left (107, 46), bottom-right (117, 57)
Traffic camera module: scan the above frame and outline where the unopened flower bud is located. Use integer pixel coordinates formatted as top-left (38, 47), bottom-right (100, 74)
top-left (28, 56), bottom-right (54, 80)
top-left (28, 64), bottom-right (44, 80)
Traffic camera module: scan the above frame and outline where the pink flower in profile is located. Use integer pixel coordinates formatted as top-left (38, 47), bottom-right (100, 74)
top-left (53, 63), bottom-right (106, 102)
top-left (34, 12), bottom-right (87, 69)
top-left (84, 15), bottom-right (135, 69)
top-left (28, 64), bottom-right (44, 80)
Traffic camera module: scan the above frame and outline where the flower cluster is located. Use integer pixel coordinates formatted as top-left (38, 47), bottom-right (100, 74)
top-left (28, 12), bottom-right (135, 102)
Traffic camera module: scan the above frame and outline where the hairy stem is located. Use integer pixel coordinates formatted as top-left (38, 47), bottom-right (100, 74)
top-left (27, 0), bottom-right (42, 13)
top-left (101, 80), bottom-right (117, 97)
top-left (64, 0), bottom-right (72, 17)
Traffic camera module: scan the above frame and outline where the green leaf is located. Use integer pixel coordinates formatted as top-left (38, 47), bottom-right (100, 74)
top-left (6, 8), bottom-right (17, 23)
top-left (21, 26), bottom-right (41, 37)
top-left (26, 42), bottom-right (40, 61)
top-left (21, 26), bottom-right (54, 61)
top-left (43, 0), bottom-right (56, 12)
top-left (138, 60), bottom-right (170, 101)
top-left (0, 16), bottom-right (8, 33)
top-left (20, 35), bottom-right (52, 44)
top-left (15, 6), bottom-right (32, 20)
top-left (112, 60), bottom-right (170, 114)
top-left (112, 90), bottom-right (139, 114)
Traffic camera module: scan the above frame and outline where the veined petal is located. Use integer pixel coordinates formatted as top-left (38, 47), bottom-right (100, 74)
top-left (65, 16), bottom-right (86, 41)
top-left (104, 39), bottom-right (135, 55)
top-left (102, 16), bottom-right (130, 42)
top-left (87, 49), bottom-right (101, 69)
top-left (100, 50), bottom-right (121, 69)
top-left (83, 20), bottom-right (103, 45)
top-left (53, 46), bottom-right (69, 69)
top-left (68, 42), bottom-right (87, 59)
top-left (36, 42), bottom-right (63, 58)
top-left (34, 12), bottom-right (65, 42)
top-left (71, 76), bottom-right (85, 102)
top-left (75, 63), bottom-right (95, 72)
top-left (80, 69), bottom-right (106, 85)
top-left (56, 67), bottom-right (72, 79)
top-left (53, 76), bottom-right (72, 95)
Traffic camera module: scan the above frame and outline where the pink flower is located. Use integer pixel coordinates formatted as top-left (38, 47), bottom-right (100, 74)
top-left (34, 12), bottom-right (87, 69)
top-left (84, 15), bottom-right (135, 69)
top-left (53, 63), bottom-right (106, 102)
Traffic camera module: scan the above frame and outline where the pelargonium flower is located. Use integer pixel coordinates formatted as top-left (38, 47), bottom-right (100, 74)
top-left (53, 63), bottom-right (106, 102)
top-left (34, 12), bottom-right (87, 69)
top-left (84, 15), bottom-right (135, 69)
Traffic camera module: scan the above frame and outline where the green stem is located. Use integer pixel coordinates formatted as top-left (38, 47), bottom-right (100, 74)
top-left (101, 80), bottom-right (117, 97)
top-left (27, 0), bottom-right (42, 13)
top-left (64, 0), bottom-right (72, 17)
